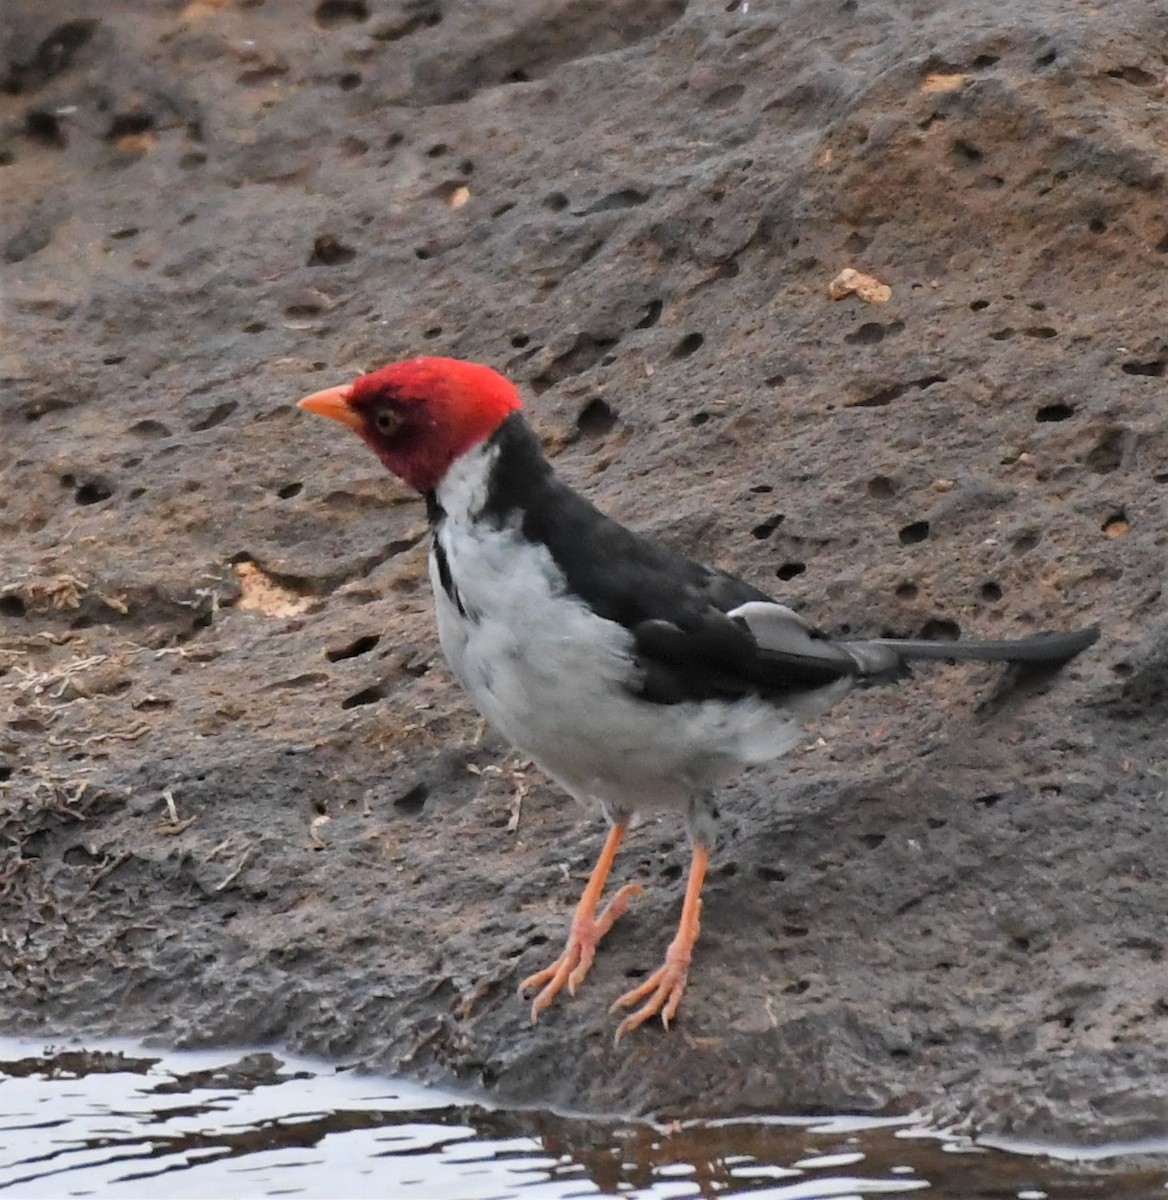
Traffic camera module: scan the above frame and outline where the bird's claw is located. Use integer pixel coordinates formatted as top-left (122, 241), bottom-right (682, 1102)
top-left (610, 945), bottom-right (691, 1044)
top-left (518, 882), bottom-right (643, 1022)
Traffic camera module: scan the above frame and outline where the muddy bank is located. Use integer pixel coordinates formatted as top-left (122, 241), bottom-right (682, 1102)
top-left (2, 0), bottom-right (1166, 1139)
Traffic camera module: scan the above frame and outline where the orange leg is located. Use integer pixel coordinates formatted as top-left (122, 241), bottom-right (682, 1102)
top-left (610, 842), bottom-right (708, 1041)
top-left (519, 821), bottom-right (643, 1022)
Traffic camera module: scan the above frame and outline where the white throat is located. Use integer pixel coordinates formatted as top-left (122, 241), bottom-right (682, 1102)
top-left (434, 438), bottom-right (498, 524)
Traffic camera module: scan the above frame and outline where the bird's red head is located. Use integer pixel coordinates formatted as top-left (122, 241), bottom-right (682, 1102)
top-left (297, 357), bottom-right (523, 493)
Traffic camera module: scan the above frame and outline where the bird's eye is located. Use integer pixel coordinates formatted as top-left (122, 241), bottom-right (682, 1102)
top-left (374, 410), bottom-right (398, 434)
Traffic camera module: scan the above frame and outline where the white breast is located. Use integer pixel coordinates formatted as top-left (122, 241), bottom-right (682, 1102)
top-left (429, 444), bottom-right (810, 819)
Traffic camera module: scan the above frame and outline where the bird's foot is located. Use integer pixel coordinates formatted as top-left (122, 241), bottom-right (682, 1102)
top-left (519, 883), bottom-right (643, 1022)
top-left (610, 937), bottom-right (692, 1043)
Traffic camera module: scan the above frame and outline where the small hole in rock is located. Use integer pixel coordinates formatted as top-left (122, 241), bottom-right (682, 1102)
top-left (981, 581), bottom-right (1003, 602)
top-left (576, 398), bottom-right (616, 438)
top-left (242, 321), bottom-right (266, 334)
top-left (105, 111), bottom-right (154, 141)
top-left (1107, 65), bottom-right (1158, 86)
top-left (1036, 402), bottom-right (1073, 422)
top-left (1012, 532), bottom-right (1039, 554)
top-left (422, 326), bottom-right (442, 339)
top-left (751, 514), bottom-right (785, 540)
top-left (426, 143), bottom-right (448, 158)
top-left (543, 191), bottom-right (568, 211)
top-left (315, 0), bottom-right (368, 26)
top-left (1083, 428), bottom-right (1124, 474)
top-left (327, 634), bottom-right (382, 662)
top-left (341, 683), bottom-right (387, 709)
top-left (75, 480), bottom-right (113, 506)
top-left (868, 475), bottom-right (895, 498)
top-left (128, 418), bottom-right (171, 437)
top-left (393, 782), bottom-right (428, 815)
top-left (25, 110), bottom-right (65, 146)
top-left (756, 865), bottom-right (785, 882)
top-left (1035, 49), bottom-right (1057, 67)
top-left (969, 299), bottom-right (990, 311)
top-left (338, 72), bottom-right (361, 90)
top-left (899, 520), bottom-right (930, 545)
top-left (635, 299), bottom-right (663, 330)
top-left (921, 618), bottom-right (960, 641)
top-left (672, 332), bottom-right (704, 358)
top-left (776, 562), bottom-right (806, 581)
top-left (308, 234), bottom-right (356, 266)
top-left (845, 321), bottom-right (899, 346)
top-left (0, 595), bottom-right (26, 617)
top-left (190, 401), bottom-right (238, 432)
top-left (952, 138), bottom-right (982, 164)
top-left (277, 482), bottom-right (303, 499)
top-left (432, 180), bottom-right (471, 207)
top-left (1121, 359), bottom-right (1166, 377)
top-left (1089, 218), bottom-right (1107, 234)
top-left (690, 412), bottom-right (710, 427)
top-left (414, 247), bottom-right (431, 260)
top-left (510, 333), bottom-right (530, 348)
top-left (895, 582), bottom-right (918, 600)
top-left (1102, 511), bottom-right (1129, 538)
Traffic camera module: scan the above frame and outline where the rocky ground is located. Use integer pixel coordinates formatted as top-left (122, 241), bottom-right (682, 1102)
top-left (2, 0), bottom-right (1166, 1140)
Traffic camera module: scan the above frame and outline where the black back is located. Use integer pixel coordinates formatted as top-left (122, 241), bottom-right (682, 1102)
top-left (438, 414), bottom-right (855, 705)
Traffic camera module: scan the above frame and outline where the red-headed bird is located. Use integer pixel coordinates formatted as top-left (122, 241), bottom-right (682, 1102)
top-left (298, 357), bottom-right (1098, 1039)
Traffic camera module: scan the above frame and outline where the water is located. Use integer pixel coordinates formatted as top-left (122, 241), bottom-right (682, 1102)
top-left (0, 1038), bottom-right (1165, 1198)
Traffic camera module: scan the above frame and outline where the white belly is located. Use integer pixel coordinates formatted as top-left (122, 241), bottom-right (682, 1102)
top-left (428, 522), bottom-right (807, 816)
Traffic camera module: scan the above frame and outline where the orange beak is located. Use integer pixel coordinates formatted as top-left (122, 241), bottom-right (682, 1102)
top-left (297, 383), bottom-right (363, 434)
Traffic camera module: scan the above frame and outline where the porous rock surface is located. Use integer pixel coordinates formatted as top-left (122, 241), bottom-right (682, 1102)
top-left (2, 0), bottom-right (1166, 1138)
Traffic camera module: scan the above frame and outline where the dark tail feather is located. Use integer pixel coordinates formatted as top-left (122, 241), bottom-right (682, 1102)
top-left (866, 625), bottom-right (1100, 665)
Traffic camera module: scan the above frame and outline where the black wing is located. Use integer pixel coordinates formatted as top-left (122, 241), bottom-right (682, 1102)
top-left (479, 416), bottom-right (1098, 705)
top-left (482, 415), bottom-right (860, 705)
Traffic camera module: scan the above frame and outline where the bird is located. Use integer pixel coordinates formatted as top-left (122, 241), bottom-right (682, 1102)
top-left (297, 356), bottom-right (1099, 1040)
